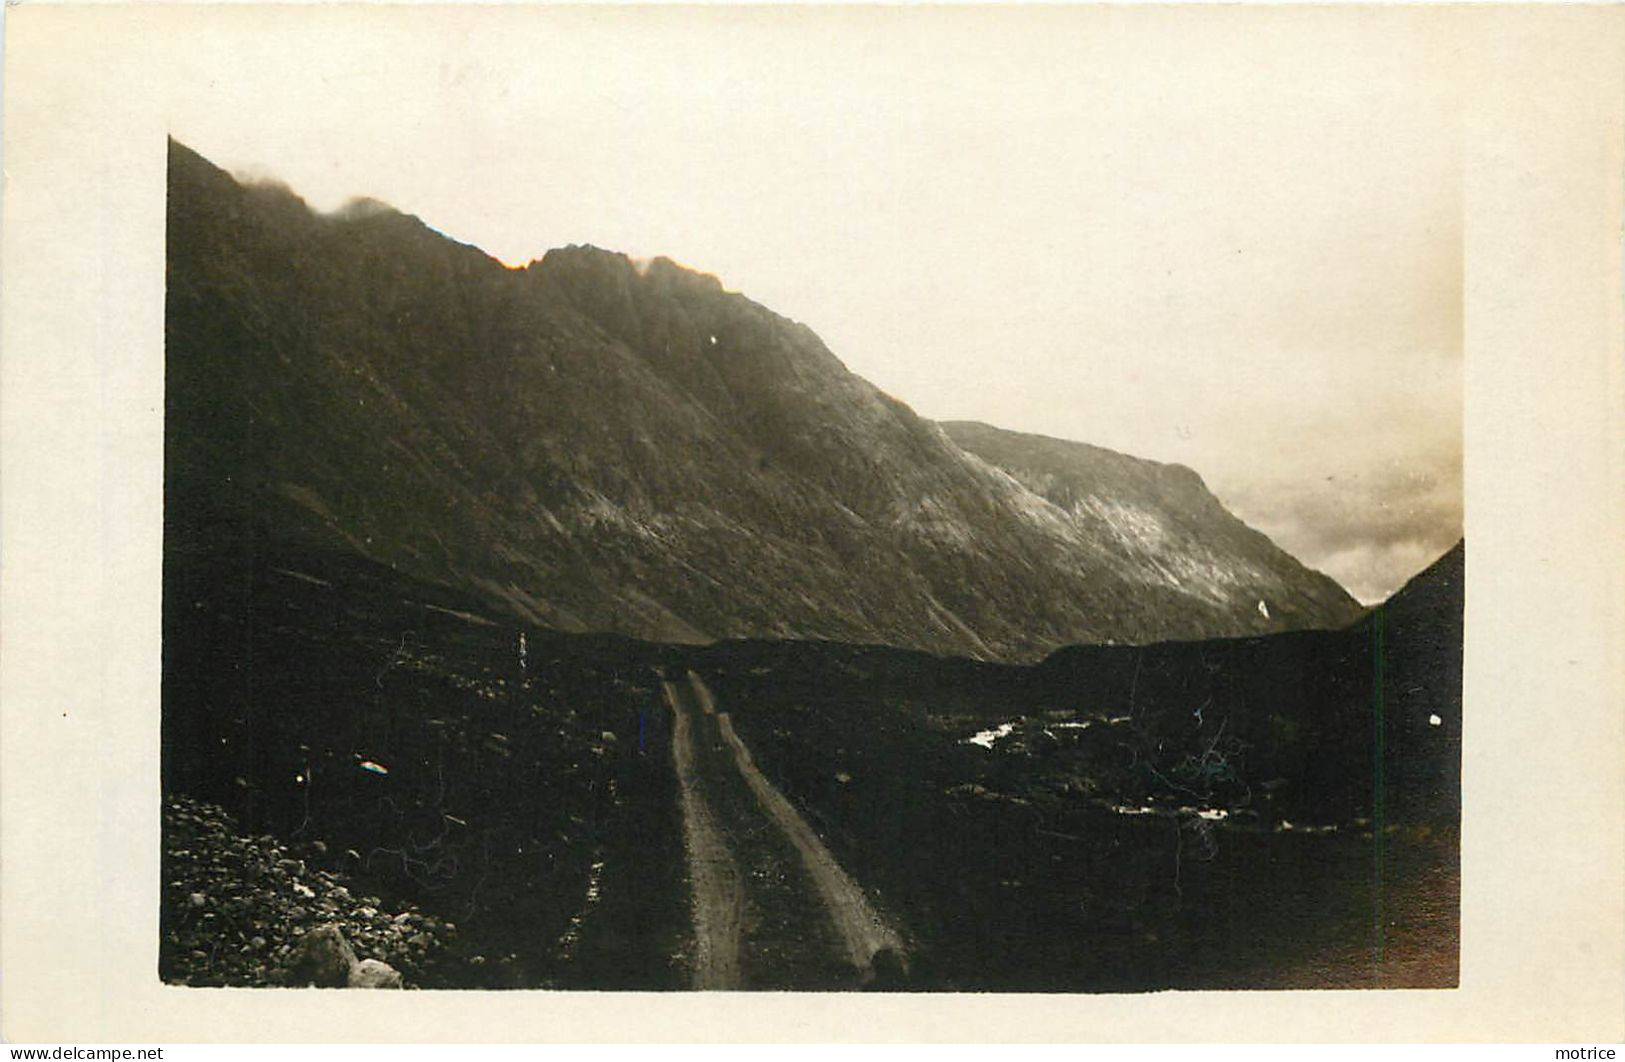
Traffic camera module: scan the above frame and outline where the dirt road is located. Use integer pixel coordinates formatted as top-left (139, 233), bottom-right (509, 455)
top-left (662, 671), bottom-right (906, 989)
top-left (662, 679), bottom-right (745, 989)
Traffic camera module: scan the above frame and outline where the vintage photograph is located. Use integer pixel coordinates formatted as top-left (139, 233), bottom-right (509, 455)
top-left (158, 7), bottom-right (1462, 992)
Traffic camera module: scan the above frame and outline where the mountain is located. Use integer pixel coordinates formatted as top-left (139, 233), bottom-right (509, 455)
top-left (1371, 539), bottom-right (1464, 821)
top-left (165, 139), bottom-right (1363, 662)
top-left (942, 420), bottom-right (1363, 636)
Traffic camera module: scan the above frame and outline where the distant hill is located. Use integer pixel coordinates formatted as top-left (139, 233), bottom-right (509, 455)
top-left (166, 139), bottom-right (1363, 661)
top-left (1371, 539), bottom-right (1464, 820)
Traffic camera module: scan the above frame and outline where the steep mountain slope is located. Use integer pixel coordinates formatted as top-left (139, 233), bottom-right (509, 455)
top-left (942, 421), bottom-right (1363, 639)
top-left (166, 139), bottom-right (1361, 662)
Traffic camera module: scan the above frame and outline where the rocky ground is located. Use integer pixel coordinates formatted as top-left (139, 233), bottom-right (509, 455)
top-left (162, 541), bottom-right (691, 990)
top-left (160, 795), bottom-right (460, 988)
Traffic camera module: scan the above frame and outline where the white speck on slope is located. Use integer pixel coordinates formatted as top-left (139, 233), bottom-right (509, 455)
top-left (965, 722), bottom-right (1017, 749)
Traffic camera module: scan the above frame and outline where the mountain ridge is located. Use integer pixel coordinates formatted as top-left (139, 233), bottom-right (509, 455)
top-left (166, 138), bottom-right (1363, 661)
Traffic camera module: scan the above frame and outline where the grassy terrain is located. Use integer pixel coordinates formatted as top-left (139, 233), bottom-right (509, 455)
top-left (164, 539), bottom-right (1459, 991)
top-left (693, 618), bottom-right (1459, 991)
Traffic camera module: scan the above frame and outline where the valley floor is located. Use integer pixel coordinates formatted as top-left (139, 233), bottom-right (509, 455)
top-left (161, 546), bottom-right (1459, 992)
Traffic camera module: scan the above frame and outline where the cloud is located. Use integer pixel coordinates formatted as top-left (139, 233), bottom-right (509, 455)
top-left (1214, 435), bottom-right (1462, 604)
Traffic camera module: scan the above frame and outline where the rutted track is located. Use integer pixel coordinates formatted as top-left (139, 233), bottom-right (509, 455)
top-left (663, 679), bottom-right (745, 989)
top-left (702, 685), bottom-right (906, 972)
top-left (663, 671), bottom-right (906, 989)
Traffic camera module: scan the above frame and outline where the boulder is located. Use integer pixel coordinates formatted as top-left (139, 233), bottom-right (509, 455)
top-left (286, 925), bottom-right (357, 987)
top-left (348, 958), bottom-right (404, 989)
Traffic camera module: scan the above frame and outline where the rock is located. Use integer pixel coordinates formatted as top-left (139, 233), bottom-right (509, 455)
top-left (189, 892), bottom-right (207, 908)
top-left (348, 958), bottom-right (403, 989)
top-left (285, 924), bottom-right (357, 988)
top-left (392, 911), bottom-right (412, 925)
top-left (251, 936), bottom-right (267, 950)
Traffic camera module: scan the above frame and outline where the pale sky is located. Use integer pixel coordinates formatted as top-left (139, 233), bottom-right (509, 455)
top-left (169, 6), bottom-right (1463, 604)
